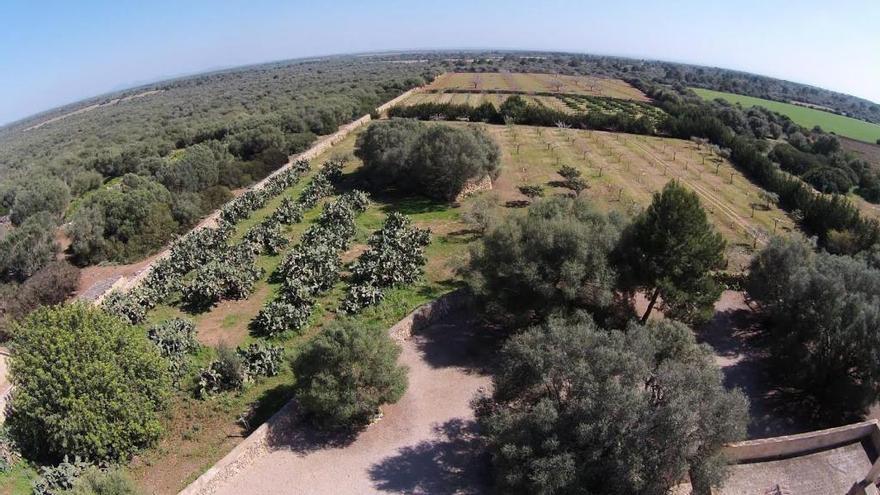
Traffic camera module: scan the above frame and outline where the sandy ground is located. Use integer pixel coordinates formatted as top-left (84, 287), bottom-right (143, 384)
top-left (697, 291), bottom-right (806, 439)
top-left (213, 313), bottom-right (494, 495)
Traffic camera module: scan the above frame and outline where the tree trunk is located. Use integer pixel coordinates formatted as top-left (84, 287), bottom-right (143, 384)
top-left (641, 287), bottom-right (661, 324)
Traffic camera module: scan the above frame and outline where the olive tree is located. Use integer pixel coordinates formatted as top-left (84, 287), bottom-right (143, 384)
top-left (466, 196), bottom-right (623, 326)
top-left (475, 314), bottom-right (748, 495)
top-left (747, 236), bottom-right (880, 423)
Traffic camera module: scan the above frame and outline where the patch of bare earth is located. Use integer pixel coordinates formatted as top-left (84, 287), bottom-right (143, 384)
top-left (196, 284), bottom-right (272, 348)
top-left (697, 290), bottom-right (806, 439)
top-left (212, 311), bottom-right (495, 495)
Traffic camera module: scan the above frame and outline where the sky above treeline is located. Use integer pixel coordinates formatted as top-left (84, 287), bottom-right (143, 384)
top-left (1, 0), bottom-right (878, 125)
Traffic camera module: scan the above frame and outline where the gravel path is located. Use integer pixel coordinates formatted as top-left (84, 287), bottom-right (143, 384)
top-left (213, 314), bottom-right (494, 495)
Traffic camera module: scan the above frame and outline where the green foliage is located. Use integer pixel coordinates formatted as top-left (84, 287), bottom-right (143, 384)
top-left (466, 196), bottom-right (623, 326)
top-left (67, 466), bottom-right (140, 495)
top-left (252, 300), bottom-right (312, 338)
top-left (474, 314), bottom-right (747, 495)
top-left (0, 212), bottom-right (58, 283)
top-left (356, 120), bottom-right (500, 201)
top-left (517, 185), bottom-right (544, 199)
top-left (68, 174), bottom-right (178, 264)
top-left (147, 318), bottom-right (200, 382)
top-left (101, 290), bottom-right (147, 325)
top-left (181, 244), bottom-right (262, 310)
top-left (292, 320), bottom-right (407, 430)
top-left (197, 345), bottom-right (245, 398)
top-left (499, 95), bottom-right (529, 123)
top-left (237, 341), bottom-right (284, 378)
top-left (32, 456), bottom-right (89, 495)
top-left (196, 342), bottom-right (283, 398)
top-left (8, 303), bottom-right (170, 462)
top-left (9, 177), bottom-right (70, 226)
top-left (342, 212), bottom-right (430, 313)
top-left (616, 181), bottom-right (726, 324)
top-left (747, 236), bottom-right (880, 423)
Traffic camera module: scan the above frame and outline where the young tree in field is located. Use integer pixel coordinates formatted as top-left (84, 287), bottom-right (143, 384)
top-left (474, 315), bottom-right (747, 495)
top-left (747, 236), bottom-right (880, 424)
top-left (8, 303), bottom-right (170, 462)
top-left (616, 181), bottom-right (725, 324)
top-left (291, 320), bottom-right (407, 430)
top-left (466, 196), bottom-right (623, 327)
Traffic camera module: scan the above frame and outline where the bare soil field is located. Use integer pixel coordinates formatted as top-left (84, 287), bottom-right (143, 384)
top-left (211, 313), bottom-right (494, 495)
top-left (426, 72), bottom-right (649, 100)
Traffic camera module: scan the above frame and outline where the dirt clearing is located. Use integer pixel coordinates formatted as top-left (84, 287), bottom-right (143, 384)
top-left (211, 312), bottom-right (494, 495)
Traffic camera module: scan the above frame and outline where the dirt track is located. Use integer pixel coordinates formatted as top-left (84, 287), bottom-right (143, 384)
top-left (212, 313), bottom-right (494, 495)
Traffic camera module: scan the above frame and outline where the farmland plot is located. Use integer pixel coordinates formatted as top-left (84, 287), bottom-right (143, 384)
top-left (426, 72), bottom-right (650, 100)
top-left (478, 123), bottom-right (794, 269)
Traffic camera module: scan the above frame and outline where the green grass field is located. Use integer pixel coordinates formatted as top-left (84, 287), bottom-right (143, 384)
top-left (692, 88), bottom-right (880, 144)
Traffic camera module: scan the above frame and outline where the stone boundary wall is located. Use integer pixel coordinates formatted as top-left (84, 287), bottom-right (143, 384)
top-left (83, 84), bottom-right (426, 304)
top-left (722, 419), bottom-right (880, 463)
top-left (177, 289), bottom-right (468, 495)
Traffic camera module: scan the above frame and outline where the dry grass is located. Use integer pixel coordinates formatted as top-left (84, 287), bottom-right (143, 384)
top-left (426, 72), bottom-right (649, 100)
top-left (477, 123), bottom-right (795, 270)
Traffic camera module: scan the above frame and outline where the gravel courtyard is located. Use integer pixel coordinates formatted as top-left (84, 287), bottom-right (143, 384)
top-left (213, 313), bottom-right (494, 495)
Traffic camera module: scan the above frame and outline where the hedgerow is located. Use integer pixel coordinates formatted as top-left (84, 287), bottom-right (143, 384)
top-left (342, 212), bottom-right (430, 312)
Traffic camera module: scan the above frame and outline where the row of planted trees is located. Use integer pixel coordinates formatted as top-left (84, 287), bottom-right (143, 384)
top-left (4, 148), bottom-right (435, 492)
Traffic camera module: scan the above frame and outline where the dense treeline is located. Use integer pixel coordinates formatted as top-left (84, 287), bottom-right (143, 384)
top-left (747, 237), bottom-right (880, 425)
top-left (388, 95), bottom-right (657, 135)
top-left (637, 80), bottom-right (880, 254)
top-left (0, 57), bottom-right (432, 336)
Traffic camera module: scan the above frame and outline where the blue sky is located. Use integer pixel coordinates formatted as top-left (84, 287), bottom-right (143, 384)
top-left (1, 0), bottom-right (878, 125)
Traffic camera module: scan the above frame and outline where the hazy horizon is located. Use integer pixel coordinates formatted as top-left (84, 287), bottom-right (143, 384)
top-left (2, 0), bottom-right (878, 125)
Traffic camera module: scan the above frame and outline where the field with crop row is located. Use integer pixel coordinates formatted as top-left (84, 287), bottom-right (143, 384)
top-left (427, 72), bottom-right (650, 101)
top-left (126, 133), bottom-right (471, 493)
top-left (402, 91), bottom-right (665, 125)
top-left (473, 123), bottom-right (795, 269)
top-left (693, 88), bottom-right (880, 143)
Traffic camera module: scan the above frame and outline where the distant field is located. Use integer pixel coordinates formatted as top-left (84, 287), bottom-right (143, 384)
top-left (427, 72), bottom-right (650, 101)
top-left (401, 91), bottom-right (666, 125)
top-left (470, 123), bottom-right (794, 269)
top-left (693, 88), bottom-right (880, 143)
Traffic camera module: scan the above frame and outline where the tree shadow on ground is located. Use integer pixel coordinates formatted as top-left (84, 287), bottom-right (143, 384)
top-left (368, 419), bottom-right (491, 495)
top-left (262, 404), bottom-right (359, 455)
top-left (410, 308), bottom-right (502, 375)
top-left (697, 299), bottom-right (814, 438)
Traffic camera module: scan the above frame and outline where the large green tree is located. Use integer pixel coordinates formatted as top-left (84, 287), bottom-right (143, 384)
top-left (8, 303), bottom-right (170, 462)
top-left (616, 181), bottom-right (726, 323)
top-left (475, 314), bottom-right (747, 495)
top-left (466, 196), bottom-right (623, 326)
top-left (747, 236), bottom-right (880, 423)
top-left (291, 320), bottom-right (407, 430)
top-left (355, 120), bottom-right (500, 201)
